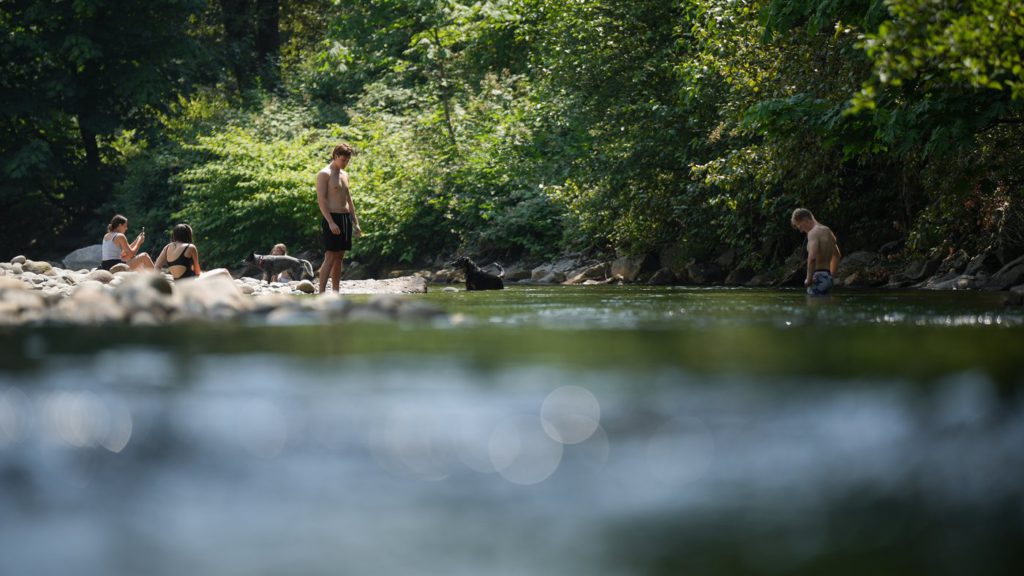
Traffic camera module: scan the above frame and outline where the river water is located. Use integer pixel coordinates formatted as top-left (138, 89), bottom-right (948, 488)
top-left (1, 286), bottom-right (1023, 575)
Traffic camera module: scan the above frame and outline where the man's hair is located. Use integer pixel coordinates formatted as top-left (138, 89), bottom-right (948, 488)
top-left (791, 208), bottom-right (814, 222)
top-left (332, 143), bottom-right (354, 159)
top-left (172, 223), bottom-right (193, 243)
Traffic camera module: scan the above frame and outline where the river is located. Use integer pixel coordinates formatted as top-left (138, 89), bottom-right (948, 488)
top-left (2, 286), bottom-right (1023, 575)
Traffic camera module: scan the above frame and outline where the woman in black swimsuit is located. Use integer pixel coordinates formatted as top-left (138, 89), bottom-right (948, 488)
top-left (154, 224), bottom-right (202, 280)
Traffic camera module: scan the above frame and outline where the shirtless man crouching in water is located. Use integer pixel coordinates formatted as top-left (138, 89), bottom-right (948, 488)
top-left (791, 208), bottom-right (841, 296)
top-left (317, 143), bottom-right (363, 293)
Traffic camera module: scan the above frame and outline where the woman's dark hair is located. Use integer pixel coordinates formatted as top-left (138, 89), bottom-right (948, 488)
top-left (108, 214), bottom-right (127, 232)
top-left (172, 223), bottom-right (193, 243)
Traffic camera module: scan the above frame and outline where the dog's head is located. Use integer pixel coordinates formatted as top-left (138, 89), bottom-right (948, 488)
top-left (445, 255), bottom-right (474, 270)
top-left (244, 252), bottom-right (258, 264)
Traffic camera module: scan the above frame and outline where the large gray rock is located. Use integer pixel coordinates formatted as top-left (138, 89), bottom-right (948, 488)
top-left (175, 268), bottom-right (250, 319)
top-left (983, 254), bottom-right (1024, 291)
top-left (836, 251), bottom-right (887, 287)
top-left (647, 268), bottom-right (676, 285)
top-left (611, 256), bottom-right (645, 282)
top-left (114, 272), bottom-right (175, 321)
top-left (890, 257), bottom-right (942, 286)
top-left (63, 244), bottom-right (102, 270)
top-left (1004, 285), bottom-right (1024, 306)
top-left (565, 263), bottom-right (609, 284)
top-left (965, 251), bottom-right (1002, 276)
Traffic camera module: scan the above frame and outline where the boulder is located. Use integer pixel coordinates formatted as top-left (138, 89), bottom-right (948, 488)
top-left (503, 268), bottom-right (533, 282)
top-left (983, 254), bottom-right (1024, 291)
top-left (611, 256), bottom-right (645, 283)
top-left (747, 273), bottom-right (776, 287)
top-left (836, 251), bottom-right (887, 287)
top-left (565, 263), bottom-right (609, 284)
top-left (110, 263), bottom-right (130, 274)
top-left (725, 265), bottom-right (755, 286)
top-left (85, 269), bottom-right (115, 284)
top-left (1004, 285), bottom-right (1024, 306)
top-left (295, 280), bottom-right (316, 294)
top-left (889, 257), bottom-right (942, 286)
top-left (175, 268), bottom-right (249, 319)
top-left (11, 255), bottom-right (26, 264)
top-left (10, 263), bottom-right (23, 275)
top-left (23, 260), bottom-right (52, 274)
top-left (686, 260), bottom-right (725, 285)
top-left (62, 244), bottom-right (102, 270)
top-left (658, 243), bottom-right (690, 278)
top-left (536, 271), bottom-right (567, 284)
top-left (938, 250), bottom-right (970, 274)
top-left (113, 272), bottom-right (175, 321)
top-left (965, 251), bottom-right (1002, 276)
top-left (647, 268), bottom-right (676, 285)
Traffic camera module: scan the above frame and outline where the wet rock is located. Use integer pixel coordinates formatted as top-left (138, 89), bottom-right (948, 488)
top-left (983, 254), bottom-right (1024, 291)
top-left (62, 244), bottom-right (102, 270)
top-left (888, 256), bottom-right (942, 287)
top-left (647, 268), bottom-right (676, 286)
top-left (503, 267), bottom-right (533, 282)
top-left (295, 280), bottom-right (316, 294)
top-left (11, 255), bottom-right (26, 265)
top-left (84, 269), bottom-right (115, 284)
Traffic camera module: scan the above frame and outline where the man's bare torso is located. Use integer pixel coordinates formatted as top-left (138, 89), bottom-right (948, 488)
top-left (319, 164), bottom-right (352, 213)
top-left (808, 224), bottom-right (838, 270)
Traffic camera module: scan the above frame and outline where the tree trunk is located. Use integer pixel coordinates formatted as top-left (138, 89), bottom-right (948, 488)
top-left (255, 0), bottom-right (281, 87)
top-left (220, 0), bottom-right (256, 91)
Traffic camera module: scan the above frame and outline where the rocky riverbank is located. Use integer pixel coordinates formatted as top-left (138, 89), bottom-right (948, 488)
top-left (0, 256), bottom-right (440, 327)
top-left (409, 246), bottom-right (1024, 304)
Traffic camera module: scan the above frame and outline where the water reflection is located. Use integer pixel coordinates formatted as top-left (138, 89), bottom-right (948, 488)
top-left (1, 351), bottom-right (1022, 575)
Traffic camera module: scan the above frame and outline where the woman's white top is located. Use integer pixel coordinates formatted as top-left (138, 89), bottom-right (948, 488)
top-left (102, 233), bottom-right (124, 261)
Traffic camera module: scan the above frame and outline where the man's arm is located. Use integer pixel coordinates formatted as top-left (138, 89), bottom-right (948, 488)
top-left (830, 237), bottom-right (841, 275)
top-left (317, 171), bottom-right (340, 234)
top-left (805, 232), bottom-right (819, 285)
top-left (340, 172), bottom-right (362, 236)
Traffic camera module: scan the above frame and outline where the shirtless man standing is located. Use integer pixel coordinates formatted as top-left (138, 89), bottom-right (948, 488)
top-left (317, 143), bottom-right (362, 293)
top-left (791, 208), bottom-right (841, 296)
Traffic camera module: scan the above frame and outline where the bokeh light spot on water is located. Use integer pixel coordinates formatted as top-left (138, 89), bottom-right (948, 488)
top-left (489, 415), bottom-right (564, 485)
top-left (368, 404), bottom-right (458, 481)
top-left (540, 385), bottom-right (601, 445)
top-left (646, 416), bottom-right (715, 485)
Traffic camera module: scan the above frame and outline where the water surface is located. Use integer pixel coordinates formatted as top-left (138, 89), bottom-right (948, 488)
top-left (2, 287), bottom-right (1022, 575)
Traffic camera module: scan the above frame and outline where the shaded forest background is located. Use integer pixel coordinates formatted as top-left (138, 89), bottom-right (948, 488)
top-left (2, 0), bottom-right (1022, 270)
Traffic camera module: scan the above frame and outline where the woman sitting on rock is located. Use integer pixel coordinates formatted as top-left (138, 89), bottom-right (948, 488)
top-left (154, 223), bottom-right (202, 280)
top-left (101, 214), bottom-right (155, 271)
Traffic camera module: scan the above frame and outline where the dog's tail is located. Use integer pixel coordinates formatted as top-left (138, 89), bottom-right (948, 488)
top-left (301, 259), bottom-right (315, 280)
top-left (494, 262), bottom-right (505, 278)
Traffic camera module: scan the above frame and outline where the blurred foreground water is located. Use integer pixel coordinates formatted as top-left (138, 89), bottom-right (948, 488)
top-left (2, 287), bottom-right (1023, 575)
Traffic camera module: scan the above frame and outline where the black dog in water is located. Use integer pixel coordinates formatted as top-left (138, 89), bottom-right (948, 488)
top-left (447, 256), bottom-right (505, 290)
top-left (244, 252), bottom-right (316, 283)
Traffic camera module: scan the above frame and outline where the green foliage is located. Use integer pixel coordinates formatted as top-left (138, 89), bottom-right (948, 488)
top-left (174, 100), bottom-right (338, 266)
